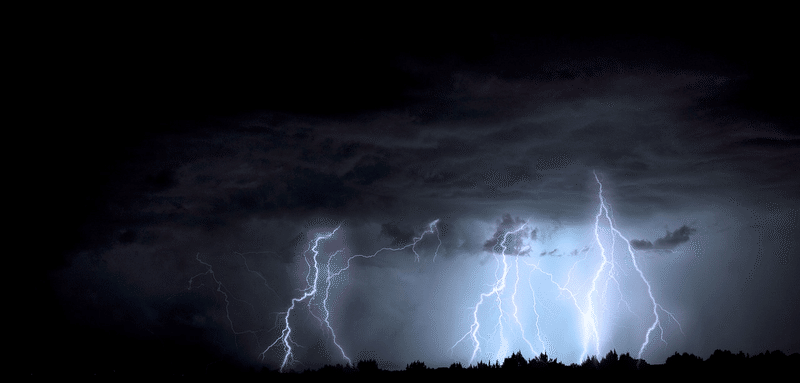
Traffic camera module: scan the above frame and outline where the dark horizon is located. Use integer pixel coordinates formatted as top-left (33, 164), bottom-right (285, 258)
top-left (23, 10), bottom-right (799, 376)
top-left (29, 345), bottom-right (800, 377)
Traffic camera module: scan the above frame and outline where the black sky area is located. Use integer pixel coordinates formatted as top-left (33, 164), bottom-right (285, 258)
top-left (22, 10), bottom-right (799, 375)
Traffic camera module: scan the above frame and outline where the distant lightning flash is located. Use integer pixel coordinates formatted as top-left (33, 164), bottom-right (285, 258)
top-left (263, 220), bottom-right (441, 371)
top-left (188, 253), bottom-right (264, 345)
top-left (454, 171), bottom-right (682, 365)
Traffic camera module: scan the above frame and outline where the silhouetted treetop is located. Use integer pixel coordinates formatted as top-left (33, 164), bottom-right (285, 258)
top-left (406, 360), bottom-right (427, 372)
top-left (502, 351), bottom-right (527, 370)
top-left (356, 359), bottom-right (379, 373)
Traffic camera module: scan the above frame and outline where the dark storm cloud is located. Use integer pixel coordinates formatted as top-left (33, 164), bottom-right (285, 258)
top-left (380, 223), bottom-right (415, 247)
top-left (630, 225), bottom-right (697, 251)
top-left (535, 154), bottom-right (576, 171)
top-left (211, 165), bottom-right (362, 216)
top-left (539, 246), bottom-right (587, 257)
top-left (343, 155), bottom-right (394, 186)
top-left (483, 214), bottom-right (529, 255)
top-left (143, 169), bottom-right (177, 192)
top-left (738, 138), bottom-right (800, 149)
top-left (482, 165), bottom-right (537, 197)
top-left (118, 229), bottom-right (137, 244)
top-left (32, 23), bottom-right (800, 374)
top-left (538, 249), bottom-right (560, 256)
top-left (284, 167), bottom-right (357, 209)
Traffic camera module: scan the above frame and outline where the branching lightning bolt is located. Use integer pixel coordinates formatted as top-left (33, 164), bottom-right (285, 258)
top-left (452, 223), bottom-right (536, 365)
top-left (260, 227), bottom-right (339, 370)
top-left (263, 220), bottom-right (441, 371)
top-left (453, 171), bottom-right (682, 366)
top-left (188, 253), bottom-right (264, 346)
top-left (189, 170), bottom-right (684, 369)
top-left (592, 171), bottom-right (683, 359)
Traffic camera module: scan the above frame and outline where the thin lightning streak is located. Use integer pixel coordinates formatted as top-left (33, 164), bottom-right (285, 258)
top-left (513, 254), bottom-right (536, 357)
top-left (452, 223), bottom-right (529, 365)
top-left (188, 253), bottom-right (262, 346)
top-left (494, 252), bottom-right (509, 360)
top-left (530, 289), bottom-right (544, 352)
top-left (235, 251), bottom-right (280, 300)
top-left (584, 180), bottom-right (612, 359)
top-left (430, 220), bottom-right (444, 262)
top-left (261, 228), bottom-right (338, 370)
top-left (323, 250), bottom-right (351, 366)
top-left (327, 219), bottom-right (441, 280)
top-left (455, 171), bottom-right (681, 366)
top-left (592, 171), bottom-right (682, 360)
top-left (264, 220), bottom-right (441, 371)
top-left (525, 260), bottom-right (591, 358)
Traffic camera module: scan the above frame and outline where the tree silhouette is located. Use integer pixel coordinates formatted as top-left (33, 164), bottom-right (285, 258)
top-left (356, 359), bottom-right (379, 373)
top-left (502, 350), bottom-right (528, 370)
top-left (406, 360), bottom-right (427, 372)
top-left (665, 351), bottom-right (703, 370)
top-left (618, 352), bottom-right (638, 370)
top-left (42, 347), bottom-right (800, 378)
top-left (581, 355), bottom-right (600, 369)
top-left (599, 349), bottom-right (618, 370)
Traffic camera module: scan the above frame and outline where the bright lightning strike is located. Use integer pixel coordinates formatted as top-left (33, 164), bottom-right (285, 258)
top-left (453, 171), bottom-right (682, 366)
top-left (190, 172), bottom-right (682, 369)
top-left (261, 227), bottom-right (341, 371)
top-left (591, 171), bottom-right (683, 360)
top-left (263, 220), bottom-right (441, 371)
top-left (452, 223), bottom-right (536, 365)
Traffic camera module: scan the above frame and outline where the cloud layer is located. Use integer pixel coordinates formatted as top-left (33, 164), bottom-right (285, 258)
top-left (27, 25), bottom-right (800, 374)
top-left (631, 225), bottom-right (698, 251)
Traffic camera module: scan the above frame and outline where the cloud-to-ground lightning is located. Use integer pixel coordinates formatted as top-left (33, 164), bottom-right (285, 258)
top-left (453, 171), bottom-right (682, 365)
top-left (260, 227), bottom-right (341, 371)
top-left (190, 171), bottom-right (682, 370)
top-left (452, 223), bottom-right (537, 364)
top-left (591, 171), bottom-right (683, 360)
top-left (262, 220), bottom-right (442, 371)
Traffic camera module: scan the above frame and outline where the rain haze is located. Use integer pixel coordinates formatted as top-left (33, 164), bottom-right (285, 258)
top-left (25, 13), bottom-right (799, 374)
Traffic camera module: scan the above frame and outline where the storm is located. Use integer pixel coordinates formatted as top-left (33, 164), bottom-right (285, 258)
top-left (25, 15), bottom-right (799, 375)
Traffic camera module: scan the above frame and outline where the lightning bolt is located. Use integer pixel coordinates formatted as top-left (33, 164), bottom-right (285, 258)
top-left (261, 227), bottom-right (339, 371)
top-left (452, 223), bottom-right (535, 365)
top-left (190, 171), bottom-right (683, 369)
top-left (188, 253), bottom-right (264, 346)
top-left (524, 258), bottom-right (591, 360)
top-left (263, 220), bottom-right (441, 371)
top-left (592, 171), bottom-right (683, 359)
top-left (454, 171), bottom-right (682, 366)
top-left (512, 255), bottom-right (536, 357)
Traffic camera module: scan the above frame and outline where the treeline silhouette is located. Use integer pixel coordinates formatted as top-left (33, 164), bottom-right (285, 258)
top-left (287, 349), bottom-right (798, 381)
top-left (31, 348), bottom-right (798, 380)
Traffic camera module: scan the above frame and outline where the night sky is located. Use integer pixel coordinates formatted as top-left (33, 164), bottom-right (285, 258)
top-left (26, 13), bottom-right (799, 374)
